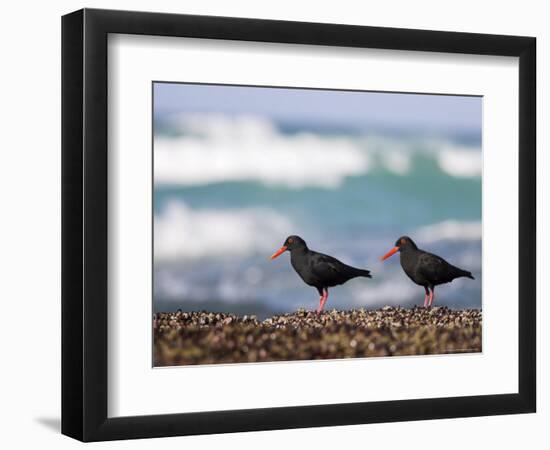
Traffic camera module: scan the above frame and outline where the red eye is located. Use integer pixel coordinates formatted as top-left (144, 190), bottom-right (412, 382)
top-left (400, 238), bottom-right (406, 245)
top-left (288, 238), bottom-right (293, 244)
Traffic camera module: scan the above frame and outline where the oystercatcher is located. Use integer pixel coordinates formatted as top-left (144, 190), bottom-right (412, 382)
top-left (270, 235), bottom-right (372, 313)
top-left (380, 236), bottom-right (474, 307)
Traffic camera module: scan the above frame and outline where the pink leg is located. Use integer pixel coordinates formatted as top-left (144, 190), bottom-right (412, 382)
top-left (321, 289), bottom-right (329, 310)
top-left (317, 289), bottom-right (328, 313)
top-left (428, 289), bottom-right (434, 307)
top-left (316, 294), bottom-right (323, 313)
top-left (423, 293), bottom-right (429, 308)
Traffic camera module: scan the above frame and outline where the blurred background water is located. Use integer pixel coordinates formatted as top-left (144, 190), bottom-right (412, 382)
top-left (153, 83), bottom-right (482, 318)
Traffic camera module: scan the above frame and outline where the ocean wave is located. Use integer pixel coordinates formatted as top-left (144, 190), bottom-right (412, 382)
top-left (154, 114), bottom-right (481, 188)
top-left (437, 145), bottom-right (482, 178)
top-left (155, 115), bottom-right (369, 189)
top-left (415, 220), bottom-right (481, 243)
top-left (349, 277), bottom-right (419, 306)
top-left (154, 200), bottom-right (293, 261)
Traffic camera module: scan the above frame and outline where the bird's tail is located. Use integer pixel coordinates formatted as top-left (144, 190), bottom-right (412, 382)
top-left (461, 270), bottom-right (475, 280)
top-left (356, 268), bottom-right (372, 279)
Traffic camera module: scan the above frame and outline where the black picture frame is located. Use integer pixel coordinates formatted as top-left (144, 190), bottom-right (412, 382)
top-left (62, 8), bottom-right (536, 442)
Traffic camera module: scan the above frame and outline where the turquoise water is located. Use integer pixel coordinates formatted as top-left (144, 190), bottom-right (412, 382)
top-left (153, 115), bottom-right (482, 317)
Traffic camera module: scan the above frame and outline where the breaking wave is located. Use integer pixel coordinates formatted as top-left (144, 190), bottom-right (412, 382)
top-left (437, 145), bottom-right (482, 178)
top-left (154, 114), bottom-right (481, 188)
top-left (154, 200), bottom-right (293, 261)
top-left (415, 220), bottom-right (482, 244)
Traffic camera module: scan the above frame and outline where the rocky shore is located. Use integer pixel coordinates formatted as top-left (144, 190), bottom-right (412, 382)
top-left (153, 306), bottom-right (482, 366)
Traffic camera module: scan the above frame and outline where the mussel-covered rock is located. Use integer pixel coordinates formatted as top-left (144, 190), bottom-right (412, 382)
top-left (153, 307), bottom-right (482, 366)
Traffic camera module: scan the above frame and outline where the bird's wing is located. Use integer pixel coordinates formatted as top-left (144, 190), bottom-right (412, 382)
top-left (417, 252), bottom-right (452, 284)
top-left (309, 252), bottom-right (351, 284)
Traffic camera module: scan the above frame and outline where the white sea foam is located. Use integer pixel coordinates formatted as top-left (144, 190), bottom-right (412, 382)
top-left (155, 115), bottom-right (369, 189)
top-left (415, 220), bottom-right (482, 243)
top-left (154, 114), bottom-right (481, 188)
top-left (437, 145), bottom-right (482, 178)
top-left (350, 277), bottom-right (419, 306)
top-left (154, 201), bottom-right (293, 261)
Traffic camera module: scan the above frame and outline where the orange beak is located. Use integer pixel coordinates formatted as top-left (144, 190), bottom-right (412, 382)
top-left (380, 246), bottom-right (399, 261)
top-left (270, 245), bottom-right (288, 260)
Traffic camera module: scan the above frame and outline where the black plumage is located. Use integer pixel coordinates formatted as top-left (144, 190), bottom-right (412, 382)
top-left (270, 235), bottom-right (372, 313)
top-left (381, 236), bottom-right (474, 307)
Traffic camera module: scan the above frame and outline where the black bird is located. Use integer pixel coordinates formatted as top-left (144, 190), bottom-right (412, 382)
top-left (270, 235), bottom-right (372, 313)
top-left (380, 236), bottom-right (474, 307)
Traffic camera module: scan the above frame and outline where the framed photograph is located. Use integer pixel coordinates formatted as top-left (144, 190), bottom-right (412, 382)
top-left (151, 82), bottom-right (483, 367)
top-left (62, 8), bottom-right (536, 441)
